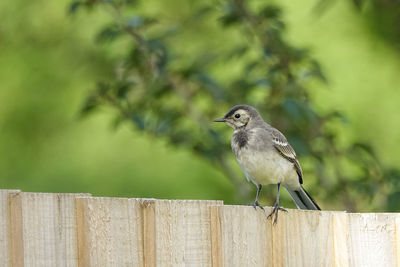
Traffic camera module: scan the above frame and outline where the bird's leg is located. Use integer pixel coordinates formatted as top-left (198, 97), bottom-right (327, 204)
top-left (253, 184), bottom-right (264, 211)
top-left (267, 183), bottom-right (287, 224)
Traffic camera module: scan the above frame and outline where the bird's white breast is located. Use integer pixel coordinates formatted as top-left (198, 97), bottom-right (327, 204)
top-left (236, 148), bottom-right (300, 189)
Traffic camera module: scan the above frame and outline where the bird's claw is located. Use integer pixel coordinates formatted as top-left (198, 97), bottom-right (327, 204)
top-left (267, 203), bottom-right (287, 224)
top-left (252, 201), bottom-right (265, 211)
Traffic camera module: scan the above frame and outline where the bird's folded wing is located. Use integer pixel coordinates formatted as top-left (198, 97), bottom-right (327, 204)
top-left (271, 128), bottom-right (303, 184)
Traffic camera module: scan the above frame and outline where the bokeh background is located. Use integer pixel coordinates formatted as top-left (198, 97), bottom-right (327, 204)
top-left (1, 0), bottom-right (399, 211)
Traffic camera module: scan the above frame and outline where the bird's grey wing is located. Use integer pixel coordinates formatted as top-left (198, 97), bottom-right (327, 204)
top-left (270, 128), bottom-right (303, 184)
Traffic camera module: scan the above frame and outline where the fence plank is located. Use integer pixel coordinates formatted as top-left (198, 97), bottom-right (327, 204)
top-left (8, 192), bottom-right (89, 267)
top-left (8, 191), bottom-right (24, 267)
top-left (76, 198), bottom-right (222, 266)
top-left (142, 199), bottom-right (156, 267)
top-left (210, 205), bottom-right (273, 267)
top-left (153, 199), bottom-right (223, 266)
top-left (395, 217), bottom-right (400, 266)
top-left (347, 213), bottom-right (400, 267)
top-left (76, 197), bottom-right (145, 267)
top-left (331, 212), bottom-right (350, 267)
top-left (3, 190), bottom-right (400, 266)
top-left (0, 190), bottom-right (21, 267)
top-left (210, 206), bottom-right (223, 267)
top-left (272, 209), bottom-right (349, 267)
top-left (211, 206), bottom-right (349, 267)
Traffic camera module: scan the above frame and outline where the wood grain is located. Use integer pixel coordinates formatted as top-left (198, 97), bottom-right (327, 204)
top-left (210, 206), bottom-right (223, 267)
top-left (272, 209), bottom-right (349, 267)
top-left (331, 212), bottom-right (349, 267)
top-left (142, 199), bottom-right (156, 267)
top-left (395, 217), bottom-right (400, 267)
top-left (76, 197), bottom-right (145, 267)
top-left (3, 190), bottom-right (400, 267)
top-left (9, 192), bottom-right (89, 267)
top-left (8, 191), bottom-right (24, 267)
top-left (210, 205), bottom-right (273, 267)
top-left (76, 198), bottom-right (221, 266)
top-left (211, 206), bottom-right (351, 267)
top-left (347, 213), bottom-right (400, 267)
top-left (0, 190), bottom-right (21, 267)
top-left (153, 199), bottom-right (223, 266)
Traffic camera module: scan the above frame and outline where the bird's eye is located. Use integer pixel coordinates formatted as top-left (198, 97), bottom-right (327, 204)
top-left (235, 114), bottom-right (241, 119)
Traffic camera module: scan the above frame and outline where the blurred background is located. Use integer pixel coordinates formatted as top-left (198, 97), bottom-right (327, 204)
top-left (1, 0), bottom-right (399, 211)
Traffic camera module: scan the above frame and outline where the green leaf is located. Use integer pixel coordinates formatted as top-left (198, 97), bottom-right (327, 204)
top-left (80, 95), bottom-right (99, 116)
top-left (130, 113), bottom-right (145, 130)
top-left (310, 60), bottom-right (327, 83)
top-left (127, 16), bottom-right (143, 28)
top-left (282, 99), bottom-right (301, 120)
top-left (259, 5), bottom-right (282, 19)
top-left (194, 72), bottom-right (226, 100)
top-left (68, 1), bottom-right (82, 14)
top-left (116, 81), bottom-right (135, 98)
top-left (219, 13), bottom-right (241, 26)
top-left (96, 25), bottom-right (121, 43)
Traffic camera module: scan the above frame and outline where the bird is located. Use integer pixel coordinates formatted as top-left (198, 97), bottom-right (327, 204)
top-left (213, 104), bottom-right (320, 223)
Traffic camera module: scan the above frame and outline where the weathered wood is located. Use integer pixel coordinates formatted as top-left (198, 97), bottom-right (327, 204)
top-left (210, 206), bottom-right (223, 267)
top-left (8, 192), bottom-right (89, 267)
top-left (0, 190), bottom-right (20, 267)
top-left (142, 199), bottom-right (156, 267)
top-left (76, 197), bottom-right (145, 267)
top-left (347, 213), bottom-right (400, 267)
top-left (3, 190), bottom-right (400, 266)
top-left (395, 217), bottom-right (400, 266)
top-left (272, 209), bottom-right (349, 267)
top-left (154, 199), bottom-right (222, 266)
top-left (76, 198), bottom-right (222, 266)
top-left (8, 191), bottom-right (24, 267)
top-left (331, 212), bottom-right (350, 267)
top-left (210, 206), bottom-right (350, 267)
top-left (210, 205), bottom-right (273, 267)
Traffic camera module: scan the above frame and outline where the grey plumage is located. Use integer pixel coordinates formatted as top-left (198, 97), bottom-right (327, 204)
top-left (286, 187), bottom-right (320, 210)
top-left (214, 104), bottom-right (320, 223)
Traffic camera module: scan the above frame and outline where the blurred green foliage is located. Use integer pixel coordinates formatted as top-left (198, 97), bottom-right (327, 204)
top-left (317, 0), bottom-right (400, 48)
top-left (1, 0), bottom-right (400, 212)
top-left (70, 0), bottom-right (399, 211)
top-left (0, 0), bottom-right (234, 201)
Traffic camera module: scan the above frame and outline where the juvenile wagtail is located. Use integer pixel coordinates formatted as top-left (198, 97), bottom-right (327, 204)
top-left (214, 104), bottom-right (320, 223)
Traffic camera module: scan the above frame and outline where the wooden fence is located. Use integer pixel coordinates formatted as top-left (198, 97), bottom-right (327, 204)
top-left (1, 189), bottom-right (400, 266)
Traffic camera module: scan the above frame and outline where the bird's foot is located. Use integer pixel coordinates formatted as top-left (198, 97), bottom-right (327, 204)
top-left (252, 201), bottom-right (265, 211)
top-left (267, 203), bottom-right (287, 224)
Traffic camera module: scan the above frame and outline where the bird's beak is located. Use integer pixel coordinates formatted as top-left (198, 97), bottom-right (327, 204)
top-left (213, 117), bottom-right (226, 122)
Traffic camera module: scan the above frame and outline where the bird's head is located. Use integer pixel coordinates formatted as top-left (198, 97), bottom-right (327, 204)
top-left (213, 105), bottom-right (262, 130)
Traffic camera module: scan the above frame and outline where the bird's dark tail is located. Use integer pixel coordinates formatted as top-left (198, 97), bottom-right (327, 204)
top-left (286, 186), bottom-right (321, 210)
